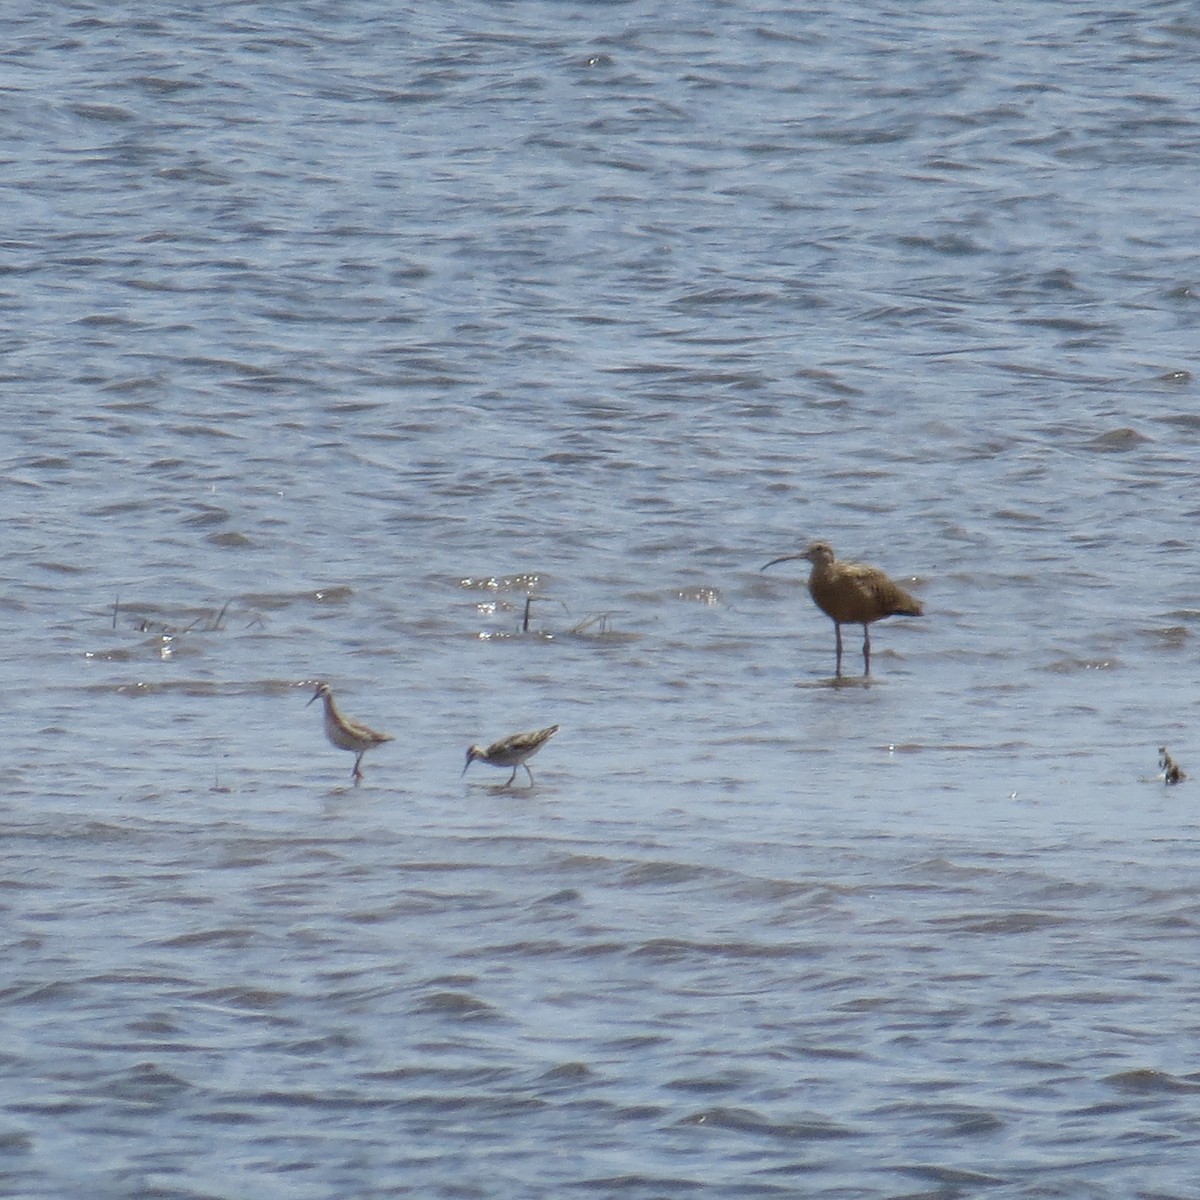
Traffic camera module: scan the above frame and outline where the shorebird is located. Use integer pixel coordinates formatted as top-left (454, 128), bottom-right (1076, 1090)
top-left (762, 540), bottom-right (923, 677)
top-left (463, 725), bottom-right (560, 788)
top-left (1159, 746), bottom-right (1186, 786)
top-left (306, 682), bottom-right (393, 784)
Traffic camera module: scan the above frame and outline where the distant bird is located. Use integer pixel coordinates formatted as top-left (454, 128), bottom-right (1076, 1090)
top-left (762, 540), bottom-right (923, 677)
top-left (307, 682), bottom-right (393, 784)
top-left (1159, 746), bottom-right (1186, 786)
top-left (463, 725), bottom-right (560, 788)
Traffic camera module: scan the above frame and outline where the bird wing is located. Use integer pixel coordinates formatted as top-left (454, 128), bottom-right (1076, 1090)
top-left (843, 562), bottom-right (923, 618)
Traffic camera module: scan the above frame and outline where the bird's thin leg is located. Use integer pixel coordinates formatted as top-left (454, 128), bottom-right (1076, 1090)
top-left (504, 767), bottom-right (517, 787)
top-left (834, 622), bottom-right (844, 677)
top-left (353, 752), bottom-right (364, 783)
top-left (524, 764), bottom-right (536, 787)
top-left (862, 624), bottom-right (871, 676)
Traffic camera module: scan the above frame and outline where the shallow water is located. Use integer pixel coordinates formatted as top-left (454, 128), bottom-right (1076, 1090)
top-left (3, 2), bottom-right (1200, 1196)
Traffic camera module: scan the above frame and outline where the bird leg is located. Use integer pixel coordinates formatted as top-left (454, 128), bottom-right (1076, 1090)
top-left (524, 765), bottom-right (536, 787)
top-left (353, 752), bottom-right (365, 783)
top-left (834, 622), bottom-right (844, 677)
top-left (862, 624), bottom-right (871, 676)
top-left (504, 767), bottom-right (518, 787)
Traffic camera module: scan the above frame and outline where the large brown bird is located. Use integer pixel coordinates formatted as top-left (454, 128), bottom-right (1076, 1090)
top-left (762, 540), bottom-right (923, 677)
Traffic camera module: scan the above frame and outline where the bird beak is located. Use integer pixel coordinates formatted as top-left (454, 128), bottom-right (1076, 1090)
top-left (305, 691), bottom-right (320, 707)
top-left (760, 554), bottom-right (806, 572)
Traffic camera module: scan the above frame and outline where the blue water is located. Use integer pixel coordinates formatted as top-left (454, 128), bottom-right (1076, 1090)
top-left (3, 2), bottom-right (1199, 1197)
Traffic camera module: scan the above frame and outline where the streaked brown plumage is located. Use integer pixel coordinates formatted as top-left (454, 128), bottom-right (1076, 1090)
top-left (761, 540), bottom-right (923, 677)
top-left (307, 682), bottom-right (393, 784)
top-left (463, 724), bottom-right (559, 788)
top-left (1159, 746), bottom-right (1186, 786)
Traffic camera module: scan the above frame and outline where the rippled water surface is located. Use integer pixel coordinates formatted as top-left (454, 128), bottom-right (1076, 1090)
top-left (4, 2), bottom-right (1200, 1196)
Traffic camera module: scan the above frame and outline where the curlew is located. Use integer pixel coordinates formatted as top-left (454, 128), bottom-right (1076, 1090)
top-left (761, 540), bottom-right (923, 677)
top-left (463, 724), bottom-right (560, 788)
top-left (307, 682), bottom-right (393, 784)
top-left (1159, 746), bottom-right (1186, 786)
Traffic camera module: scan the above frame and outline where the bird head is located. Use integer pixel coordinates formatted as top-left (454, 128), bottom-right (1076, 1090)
top-left (306, 682), bottom-right (332, 707)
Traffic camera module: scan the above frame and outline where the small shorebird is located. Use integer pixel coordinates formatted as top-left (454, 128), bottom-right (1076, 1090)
top-left (307, 682), bottom-right (393, 784)
top-left (463, 724), bottom-right (560, 788)
top-left (1159, 746), bottom-right (1186, 786)
top-left (762, 540), bottom-right (923, 677)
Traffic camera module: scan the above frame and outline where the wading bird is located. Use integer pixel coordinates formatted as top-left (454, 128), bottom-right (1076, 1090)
top-left (307, 682), bottom-right (393, 784)
top-left (463, 725), bottom-right (560, 788)
top-left (1159, 746), bottom-right (1186, 786)
top-left (762, 540), bottom-right (923, 677)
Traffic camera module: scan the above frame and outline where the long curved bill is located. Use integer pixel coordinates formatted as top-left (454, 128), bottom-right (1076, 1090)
top-left (760, 554), bottom-right (806, 572)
